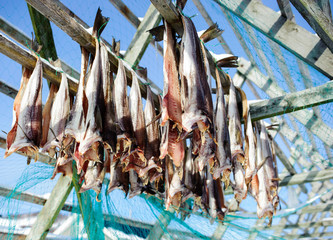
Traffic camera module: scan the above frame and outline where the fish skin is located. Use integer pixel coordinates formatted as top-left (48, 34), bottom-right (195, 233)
top-left (179, 15), bottom-right (210, 133)
top-left (64, 47), bottom-right (89, 158)
top-left (128, 169), bottom-right (142, 198)
top-left (113, 60), bottom-right (133, 158)
top-left (40, 83), bottom-right (57, 149)
top-left (78, 36), bottom-right (103, 159)
top-left (5, 58), bottom-right (43, 159)
top-left (260, 121), bottom-right (278, 194)
top-left (100, 42), bottom-right (117, 154)
top-left (129, 71), bottom-right (146, 151)
top-left (161, 21), bottom-right (182, 130)
top-left (214, 69), bottom-right (232, 185)
top-left (183, 144), bottom-right (194, 201)
top-left (228, 79), bottom-right (245, 164)
top-left (244, 109), bottom-right (257, 185)
top-left (6, 67), bottom-right (33, 152)
top-left (255, 122), bottom-right (274, 221)
top-left (79, 145), bottom-right (105, 197)
top-left (51, 153), bottom-right (73, 179)
top-left (196, 132), bottom-right (215, 171)
top-left (42, 72), bottom-right (70, 157)
top-left (139, 86), bottom-right (162, 180)
top-left (107, 152), bottom-right (129, 195)
top-left (232, 158), bottom-right (247, 203)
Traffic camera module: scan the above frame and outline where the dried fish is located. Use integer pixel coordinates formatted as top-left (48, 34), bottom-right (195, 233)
top-left (213, 68), bottom-right (231, 185)
top-left (244, 108), bottom-right (257, 185)
top-left (6, 67), bottom-right (33, 153)
top-left (179, 15), bottom-right (211, 134)
top-left (107, 153), bottom-right (129, 195)
top-left (42, 72), bottom-right (70, 157)
top-left (256, 122), bottom-right (273, 222)
top-left (228, 79), bottom-right (245, 164)
top-left (161, 21), bottom-right (182, 131)
top-left (5, 58), bottom-right (43, 159)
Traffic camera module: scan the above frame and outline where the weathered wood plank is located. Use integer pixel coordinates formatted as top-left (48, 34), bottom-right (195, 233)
top-left (146, 209), bottom-right (174, 240)
top-left (26, 175), bottom-right (73, 240)
top-left (108, 0), bottom-right (163, 55)
top-left (215, 0), bottom-right (333, 78)
top-left (0, 32), bottom-right (79, 95)
top-left (283, 231), bottom-right (333, 239)
top-left (211, 223), bottom-right (228, 240)
top-left (277, 0), bottom-right (295, 20)
top-left (0, 186), bottom-right (73, 212)
top-left (192, 0), bottom-right (232, 54)
top-left (249, 81), bottom-right (333, 121)
top-left (123, 4), bottom-right (161, 68)
top-left (0, 79), bottom-right (17, 99)
top-left (25, 0), bottom-right (161, 106)
top-left (318, 0), bottom-right (332, 22)
top-left (279, 168), bottom-right (333, 186)
top-left (149, 0), bottom-right (231, 92)
top-left (0, 17), bottom-right (80, 81)
top-left (290, 0), bottom-right (333, 53)
top-left (256, 219), bottom-right (333, 231)
top-left (27, 4), bottom-right (58, 61)
top-left (238, 57), bottom-right (333, 147)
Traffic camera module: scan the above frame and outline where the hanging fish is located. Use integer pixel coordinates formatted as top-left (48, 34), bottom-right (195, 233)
top-left (228, 78), bottom-right (245, 164)
top-left (5, 58), bottom-right (43, 159)
top-left (161, 21), bottom-right (182, 131)
top-left (128, 169), bottom-right (143, 198)
top-left (139, 86), bottom-right (162, 180)
top-left (182, 144), bottom-right (194, 201)
top-left (40, 83), bottom-right (57, 150)
top-left (64, 47), bottom-right (89, 173)
top-left (244, 106), bottom-right (257, 185)
top-left (41, 72), bottom-right (70, 157)
top-left (165, 156), bottom-right (182, 210)
top-left (127, 71), bottom-right (146, 165)
top-left (100, 42), bottom-right (117, 155)
top-left (79, 145), bottom-right (105, 200)
top-left (51, 152), bottom-right (73, 179)
top-left (107, 152), bottom-right (129, 195)
top-left (113, 59), bottom-right (133, 159)
top-left (260, 121), bottom-right (279, 214)
top-left (213, 68), bottom-right (232, 186)
top-left (255, 122), bottom-right (274, 224)
top-left (179, 15), bottom-right (211, 134)
top-left (232, 157), bottom-right (247, 204)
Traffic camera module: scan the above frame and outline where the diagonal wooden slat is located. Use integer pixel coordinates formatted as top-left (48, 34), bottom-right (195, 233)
top-left (123, 4), bottom-right (161, 68)
top-left (290, 0), bottom-right (333, 53)
top-left (214, 0), bottom-right (333, 78)
top-left (108, 0), bottom-right (163, 55)
top-left (277, 0), bottom-right (295, 21)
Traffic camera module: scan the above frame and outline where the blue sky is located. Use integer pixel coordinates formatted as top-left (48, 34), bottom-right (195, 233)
top-left (0, 0), bottom-right (332, 237)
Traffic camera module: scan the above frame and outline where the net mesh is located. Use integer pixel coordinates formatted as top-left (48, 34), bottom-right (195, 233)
top-left (0, 0), bottom-right (332, 239)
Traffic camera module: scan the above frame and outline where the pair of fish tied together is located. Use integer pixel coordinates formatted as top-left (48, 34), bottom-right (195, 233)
top-left (5, 8), bottom-right (279, 225)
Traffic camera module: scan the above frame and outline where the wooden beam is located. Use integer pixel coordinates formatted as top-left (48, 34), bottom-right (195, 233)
top-left (0, 186), bottom-right (73, 212)
top-left (192, 0), bottom-right (232, 54)
top-left (277, 0), bottom-right (295, 21)
top-left (283, 231), bottom-right (333, 239)
top-left (149, 0), bottom-right (231, 92)
top-left (290, 0), bottom-right (333, 53)
top-left (318, 0), bottom-right (332, 22)
top-left (238, 57), bottom-right (333, 148)
top-left (108, 0), bottom-right (163, 56)
top-left (215, 0), bottom-right (333, 78)
top-left (0, 79), bottom-right (17, 99)
top-left (0, 32), bottom-right (79, 95)
top-left (0, 17), bottom-right (80, 80)
top-left (25, 0), bottom-right (161, 106)
top-left (26, 175), bottom-right (73, 240)
top-left (27, 4), bottom-right (58, 61)
top-left (211, 223), bottom-right (228, 240)
top-left (123, 4), bottom-right (161, 68)
top-left (249, 80), bottom-right (333, 121)
top-left (146, 209), bottom-right (174, 240)
top-left (279, 168), bottom-right (333, 186)
top-left (256, 219), bottom-right (333, 231)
